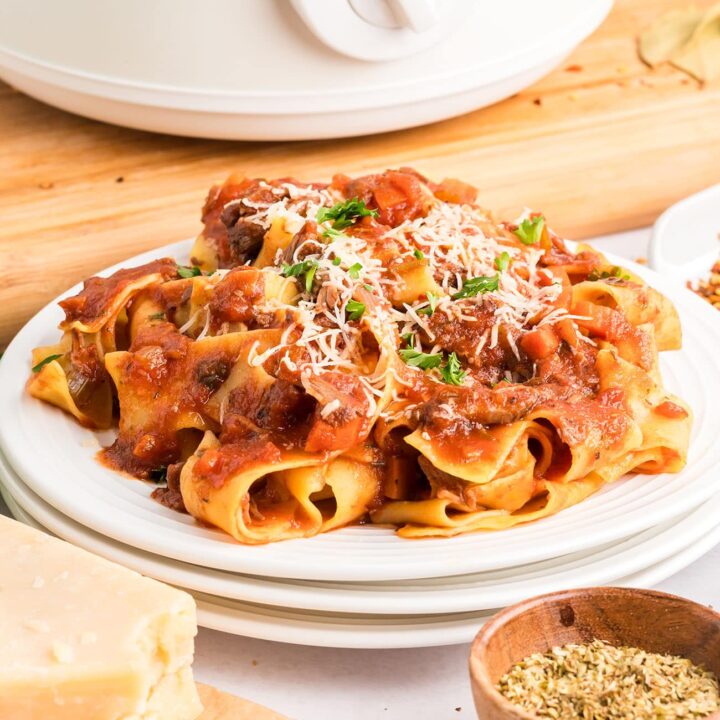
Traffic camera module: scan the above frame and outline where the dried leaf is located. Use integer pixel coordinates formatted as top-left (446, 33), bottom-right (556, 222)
top-left (639, 7), bottom-right (705, 66)
top-left (671, 4), bottom-right (720, 82)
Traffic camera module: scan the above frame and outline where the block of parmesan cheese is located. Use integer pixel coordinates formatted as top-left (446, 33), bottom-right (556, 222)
top-left (0, 515), bottom-right (203, 720)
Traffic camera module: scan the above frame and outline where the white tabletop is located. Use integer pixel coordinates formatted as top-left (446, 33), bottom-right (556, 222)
top-left (3, 228), bottom-right (719, 720)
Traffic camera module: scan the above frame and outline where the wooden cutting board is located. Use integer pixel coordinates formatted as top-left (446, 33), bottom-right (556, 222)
top-left (197, 683), bottom-right (287, 720)
top-left (1, 0), bottom-right (719, 348)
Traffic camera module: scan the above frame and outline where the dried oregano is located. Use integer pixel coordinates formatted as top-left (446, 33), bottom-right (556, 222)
top-left (497, 639), bottom-right (719, 719)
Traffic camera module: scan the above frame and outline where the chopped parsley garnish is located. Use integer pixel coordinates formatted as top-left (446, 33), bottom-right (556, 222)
top-left (281, 259), bottom-right (318, 293)
top-left (149, 311), bottom-right (166, 320)
top-left (316, 197), bottom-right (378, 231)
top-left (32, 354), bottom-right (62, 373)
top-left (495, 251), bottom-right (511, 272)
top-left (348, 262), bottom-right (363, 280)
top-left (588, 266), bottom-right (630, 282)
top-left (452, 274), bottom-right (499, 299)
top-left (399, 346), bottom-right (468, 386)
top-left (439, 352), bottom-right (467, 386)
top-left (418, 291), bottom-right (438, 316)
top-left (413, 249), bottom-right (425, 260)
top-left (148, 466), bottom-right (167, 484)
top-left (177, 265), bottom-right (202, 278)
top-left (281, 260), bottom-right (307, 277)
top-left (401, 333), bottom-right (415, 347)
top-left (332, 256), bottom-right (342, 266)
top-left (513, 215), bottom-right (545, 245)
top-left (322, 226), bottom-right (348, 241)
top-left (363, 283), bottom-right (373, 291)
top-left (304, 264), bottom-right (317, 292)
top-left (399, 348), bottom-right (443, 370)
top-left (346, 299), bottom-right (366, 321)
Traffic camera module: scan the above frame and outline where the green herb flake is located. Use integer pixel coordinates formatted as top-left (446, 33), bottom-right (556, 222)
top-left (316, 197), bottom-right (378, 231)
top-left (439, 352), bottom-right (467, 386)
top-left (513, 215), bottom-right (545, 245)
top-left (363, 283), bottom-right (373, 292)
top-left (304, 263), bottom-right (318, 293)
top-left (348, 262), bottom-right (363, 280)
top-left (346, 299), bottom-right (366, 321)
top-left (401, 333), bottom-right (415, 348)
top-left (418, 291), bottom-right (438, 316)
top-left (399, 348), bottom-right (443, 370)
top-left (332, 257), bottom-right (342, 266)
top-left (281, 261), bottom-right (306, 278)
top-left (413, 249), bottom-right (425, 260)
top-left (452, 274), bottom-right (499, 299)
top-left (177, 265), bottom-right (202, 279)
top-left (322, 226), bottom-right (348, 241)
top-left (588, 265), bottom-right (631, 282)
top-left (281, 259), bottom-right (319, 293)
top-left (32, 354), bottom-right (63, 373)
top-left (148, 466), bottom-right (167, 484)
top-left (495, 251), bottom-right (511, 272)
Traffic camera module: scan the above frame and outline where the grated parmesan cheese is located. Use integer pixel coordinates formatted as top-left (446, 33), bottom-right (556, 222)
top-left (321, 399), bottom-right (342, 418)
top-left (217, 183), bottom-right (593, 409)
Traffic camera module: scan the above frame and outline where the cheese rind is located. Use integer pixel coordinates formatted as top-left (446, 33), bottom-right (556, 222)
top-left (0, 516), bottom-right (203, 720)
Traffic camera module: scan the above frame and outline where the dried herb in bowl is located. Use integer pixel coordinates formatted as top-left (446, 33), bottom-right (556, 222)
top-left (497, 638), bottom-right (720, 719)
top-left (688, 257), bottom-right (720, 310)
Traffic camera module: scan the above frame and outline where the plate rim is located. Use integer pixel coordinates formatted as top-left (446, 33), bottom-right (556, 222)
top-left (3, 477), bottom-right (719, 649)
top-left (1, 451), bottom-right (719, 615)
top-left (193, 522), bottom-right (720, 649)
top-left (649, 183), bottom-right (720, 279)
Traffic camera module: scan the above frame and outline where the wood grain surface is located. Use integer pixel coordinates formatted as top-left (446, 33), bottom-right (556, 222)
top-left (197, 683), bottom-right (287, 720)
top-left (469, 587), bottom-right (720, 720)
top-left (1, 0), bottom-right (719, 348)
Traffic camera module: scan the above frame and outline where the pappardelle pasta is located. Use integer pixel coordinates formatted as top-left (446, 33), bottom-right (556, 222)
top-left (27, 169), bottom-right (691, 544)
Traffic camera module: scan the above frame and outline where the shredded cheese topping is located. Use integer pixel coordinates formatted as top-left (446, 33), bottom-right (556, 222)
top-left (209, 185), bottom-right (587, 419)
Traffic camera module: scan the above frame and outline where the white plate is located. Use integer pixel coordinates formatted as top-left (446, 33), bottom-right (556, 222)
top-left (193, 518), bottom-right (720, 648)
top-left (1, 241), bottom-right (719, 582)
top-left (0, 483), bottom-right (501, 647)
top-left (649, 184), bottom-right (720, 283)
top-left (4, 480), bottom-right (720, 649)
top-left (2, 443), bottom-right (720, 617)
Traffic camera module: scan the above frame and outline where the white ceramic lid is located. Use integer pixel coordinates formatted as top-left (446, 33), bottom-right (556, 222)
top-left (0, 0), bottom-right (612, 112)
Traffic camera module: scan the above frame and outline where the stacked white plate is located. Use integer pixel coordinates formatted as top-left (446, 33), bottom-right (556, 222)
top-left (1, 239), bottom-right (720, 649)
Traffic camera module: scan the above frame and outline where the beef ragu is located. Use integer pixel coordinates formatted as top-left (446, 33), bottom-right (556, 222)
top-left (27, 169), bottom-right (691, 544)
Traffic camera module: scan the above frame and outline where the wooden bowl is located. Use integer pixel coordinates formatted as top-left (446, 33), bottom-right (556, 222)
top-left (469, 587), bottom-right (720, 720)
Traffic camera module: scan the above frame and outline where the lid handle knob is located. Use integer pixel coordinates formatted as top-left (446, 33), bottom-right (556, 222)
top-left (387, 0), bottom-right (439, 33)
top-left (348, 0), bottom-right (439, 33)
top-left (290, 0), bottom-right (474, 62)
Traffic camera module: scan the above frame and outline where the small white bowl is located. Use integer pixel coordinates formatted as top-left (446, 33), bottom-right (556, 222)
top-left (649, 184), bottom-right (720, 286)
